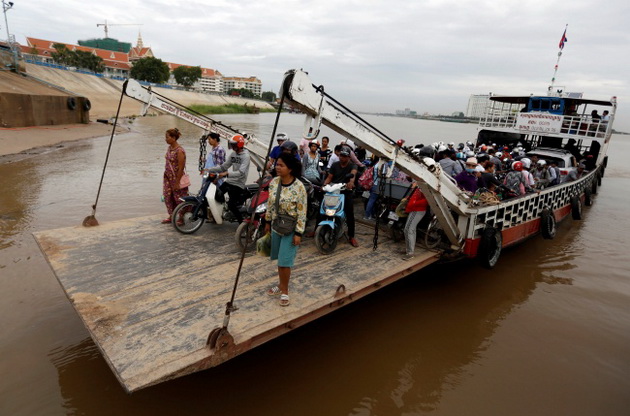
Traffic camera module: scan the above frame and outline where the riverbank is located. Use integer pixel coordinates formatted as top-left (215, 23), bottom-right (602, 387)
top-left (0, 121), bottom-right (130, 162)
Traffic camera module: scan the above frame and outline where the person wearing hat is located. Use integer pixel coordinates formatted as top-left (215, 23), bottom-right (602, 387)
top-left (323, 148), bottom-right (359, 247)
top-left (565, 163), bottom-right (587, 182)
top-left (303, 139), bottom-right (322, 183)
top-left (202, 132), bottom-right (227, 186)
top-left (454, 157), bottom-right (480, 193)
top-left (206, 135), bottom-right (251, 223)
top-left (267, 133), bottom-right (289, 171)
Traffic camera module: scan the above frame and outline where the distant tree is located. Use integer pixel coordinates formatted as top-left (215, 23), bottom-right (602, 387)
top-left (51, 43), bottom-right (72, 66)
top-left (261, 91), bottom-right (276, 102)
top-left (172, 65), bottom-right (202, 88)
top-left (50, 44), bottom-right (104, 73)
top-left (130, 57), bottom-right (170, 84)
top-left (73, 50), bottom-right (105, 73)
top-left (227, 88), bottom-right (257, 99)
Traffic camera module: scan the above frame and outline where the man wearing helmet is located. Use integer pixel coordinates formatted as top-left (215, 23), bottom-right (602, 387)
top-left (323, 148), bottom-right (359, 247)
top-left (206, 134), bottom-right (251, 223)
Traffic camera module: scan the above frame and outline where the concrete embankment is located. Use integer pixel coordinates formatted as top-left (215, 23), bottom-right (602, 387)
top-left (23, 63), bottom-right (275, 119)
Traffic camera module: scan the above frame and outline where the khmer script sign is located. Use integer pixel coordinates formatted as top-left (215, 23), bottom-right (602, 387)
top-left (516, 113), bottom-right (563, 134)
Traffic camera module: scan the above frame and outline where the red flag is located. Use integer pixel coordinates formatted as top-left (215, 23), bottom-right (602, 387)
top-left (559, 28), bottom-right (568, 50)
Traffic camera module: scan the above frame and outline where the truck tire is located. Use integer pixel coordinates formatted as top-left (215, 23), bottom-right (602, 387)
top-left (541, 209), bottom-right (556, 239)
top-left (67, 97), bottom-right (76, 110)
top-left (478, 227), bottom-right (502, 269)
top-left (591, 178), bottom-right (598, 195)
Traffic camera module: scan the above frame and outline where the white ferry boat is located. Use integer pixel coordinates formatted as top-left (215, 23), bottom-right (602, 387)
top-left (280, 70), bottom-right (616, 268)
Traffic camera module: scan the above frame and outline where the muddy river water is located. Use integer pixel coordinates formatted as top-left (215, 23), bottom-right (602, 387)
top-left (1, 113), bottom-right (629, 415)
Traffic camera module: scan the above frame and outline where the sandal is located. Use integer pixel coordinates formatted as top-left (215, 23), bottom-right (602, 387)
top-left (161, 218), bottom-right (171, 224)
top-left (279, 294), bottom-right (290, 307)
top-left (267, 286), bottom-right (281, 297)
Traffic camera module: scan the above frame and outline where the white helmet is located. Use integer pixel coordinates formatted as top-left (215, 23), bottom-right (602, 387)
top-left (537, 159), bottom-right (547, 166)
top-left (448, 142), bottom-right (455, 146)
top-left (496, 151), bottom-right (503, 158)
top-left (438, 145), bottom-right (447, 152)
top-left (475, 165), bottom-right (485, 172)
top-left (466, 151), bottom-right (475, 157)
top-left (521, 157), bottom-right (531, 169)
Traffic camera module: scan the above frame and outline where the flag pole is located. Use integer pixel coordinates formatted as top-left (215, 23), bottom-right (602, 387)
top-left (549, 24), bottom-right (568, 95)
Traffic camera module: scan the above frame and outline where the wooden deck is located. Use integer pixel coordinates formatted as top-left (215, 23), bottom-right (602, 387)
top-left (34, 215), bottom-right (439, 392)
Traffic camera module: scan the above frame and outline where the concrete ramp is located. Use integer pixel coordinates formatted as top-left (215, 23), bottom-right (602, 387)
top-left (34, 215), bottom-right (438, 392)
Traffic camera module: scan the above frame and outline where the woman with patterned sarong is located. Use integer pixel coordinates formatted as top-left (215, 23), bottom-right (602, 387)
top-left (162, 128), bottom-right (188, 223)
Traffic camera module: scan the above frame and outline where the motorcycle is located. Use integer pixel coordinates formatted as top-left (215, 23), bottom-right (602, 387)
top-left (234, 176), bottom-right (273, 250)
top-left (314, 174), bottom-right (354, 255)
top-left (171, 172), bottom-right (259, 234)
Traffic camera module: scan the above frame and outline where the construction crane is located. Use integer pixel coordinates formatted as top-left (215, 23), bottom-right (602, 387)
top-left (96, 20), bottom-right (142, 38)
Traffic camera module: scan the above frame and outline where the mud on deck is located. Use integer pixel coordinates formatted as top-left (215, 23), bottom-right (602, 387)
top-left (34, 215), bottom-right (439, 392)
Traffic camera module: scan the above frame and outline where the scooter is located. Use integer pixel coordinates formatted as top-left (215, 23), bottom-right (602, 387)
top-left (234, 176), bottom-right (273, 250)
top-left (314, 174), bottom-right (354, 255)
top-left (171, 173), bottom-right (258, 234)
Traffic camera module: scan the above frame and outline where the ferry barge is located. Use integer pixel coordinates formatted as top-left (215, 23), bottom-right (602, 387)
top-left (33, 69), bottom-right (616, 392)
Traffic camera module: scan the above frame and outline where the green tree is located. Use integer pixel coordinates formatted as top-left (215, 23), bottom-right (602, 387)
top-left (130, 57), bottom-right (170, 84)
top-left (227, 88), bottom-right (257, 99)
top-left (261, 91), bottom-right (276, 102)
top-left (172, 65), bottom-right (202, 88)
top-left (51, 43), bottom-right (72, 66)
top-left (73, 50), bottom-right (105, 73)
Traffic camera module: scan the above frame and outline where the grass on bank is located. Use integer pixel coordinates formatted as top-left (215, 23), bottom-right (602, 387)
top-left (189, 103), bottom-right (276, 115)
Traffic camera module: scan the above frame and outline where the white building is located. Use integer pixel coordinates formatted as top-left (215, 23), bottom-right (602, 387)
top-left (223, 76), bottom-right (262, 97)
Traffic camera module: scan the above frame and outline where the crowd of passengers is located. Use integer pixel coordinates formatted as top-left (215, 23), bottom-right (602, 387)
top-left (413, 140), bottom-right (597, 200)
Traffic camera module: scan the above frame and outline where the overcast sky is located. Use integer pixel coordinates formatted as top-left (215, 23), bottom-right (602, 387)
top-left (7, 0), bottom-right (630, 130)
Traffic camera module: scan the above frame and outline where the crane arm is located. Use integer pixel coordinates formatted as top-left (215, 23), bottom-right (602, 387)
top-left (122, 79), bottom-right (269, 171)
top-left (279, 69), bottom-right (470, 247)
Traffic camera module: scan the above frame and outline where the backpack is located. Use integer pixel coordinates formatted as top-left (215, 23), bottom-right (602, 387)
top-left (504, 171), bottom-right (523, 194)
top-left (358, 166), bottom-right (375, 190)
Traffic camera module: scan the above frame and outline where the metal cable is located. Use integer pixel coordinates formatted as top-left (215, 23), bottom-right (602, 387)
top-left (220, 93), bottom-right (286, 329)
top-left (88, 82), bottom-right (126, 218)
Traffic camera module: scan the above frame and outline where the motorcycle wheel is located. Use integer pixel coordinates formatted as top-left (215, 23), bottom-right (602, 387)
top-left (172, 201), bottom-right (205, 234)
top-left (315, 224), bottom-right (337, 255)
top-left (422, 216), bottom-right (443, 249)
top-left (235, 221), bottom-right (260, 251)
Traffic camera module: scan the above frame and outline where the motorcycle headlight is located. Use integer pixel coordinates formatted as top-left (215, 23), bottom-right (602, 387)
top-left (325, 209), bottom-right (337, 217)
top-left (255, 202), bottom-right (267, 214)
top-left (203, 172), bottom-right (211, 179)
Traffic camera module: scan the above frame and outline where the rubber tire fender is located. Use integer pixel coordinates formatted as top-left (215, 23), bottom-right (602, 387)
top-left (83, 98), bottom-right (91, 111)
top-left (67, 97), bottom-right (77, 110)
top-left (477, 226), bottom-right (502, 269)
top-left (584, 187), bottom-right (592, 206)
top-left (571, 196), bottom-right (582, 220)
top-left (541, 208), bottom-right (556, 239)
top-left (591, 177), bottom-right (598, 195)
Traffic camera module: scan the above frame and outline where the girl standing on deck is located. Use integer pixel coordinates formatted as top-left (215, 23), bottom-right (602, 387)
top-left (402, 181), bottom-right (428, 260)
top-left (266, 153), bottom-right (308, 307)
top-left (162, 128), bottom-right (189, 223)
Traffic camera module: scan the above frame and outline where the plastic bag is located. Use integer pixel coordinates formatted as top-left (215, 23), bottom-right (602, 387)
top-left (256, 232), bottom-right (272, 257)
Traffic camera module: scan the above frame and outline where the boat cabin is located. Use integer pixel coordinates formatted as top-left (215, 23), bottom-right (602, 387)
top-left (476, 93), bottom-right (616, 166)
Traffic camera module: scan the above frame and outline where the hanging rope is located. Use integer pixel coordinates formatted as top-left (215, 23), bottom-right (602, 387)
top-left (218, 93), bottom-right (286, 331)
top-left (82, 82), bottom-right (126, 227)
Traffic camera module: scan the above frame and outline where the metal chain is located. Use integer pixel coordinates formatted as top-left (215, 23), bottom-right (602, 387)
top-left (198, 134), bottom-right (207, 173)
top-left (372, 163), bottom-right (387, 250)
